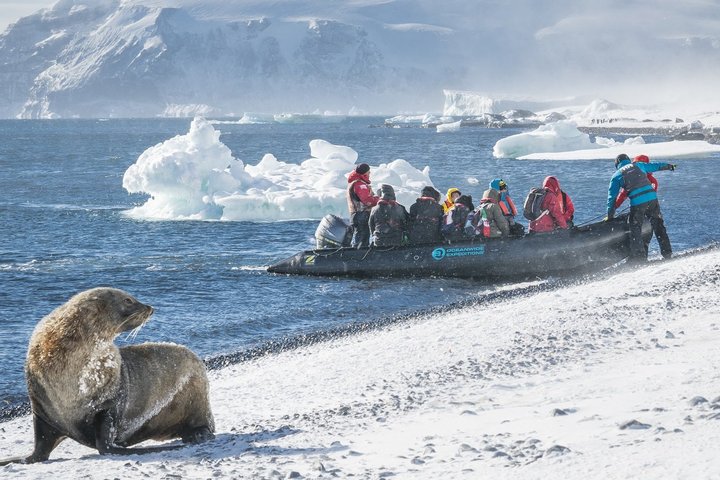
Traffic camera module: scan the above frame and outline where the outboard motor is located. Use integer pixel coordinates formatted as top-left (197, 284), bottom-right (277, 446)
top-left (315, 214), bottom-right (352, 249)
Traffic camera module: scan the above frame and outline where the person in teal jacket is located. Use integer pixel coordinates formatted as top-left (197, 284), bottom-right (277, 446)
top-left (489, 178), bottom-right (525, 236)
top-left (606, 153), bottom-right (676, 262)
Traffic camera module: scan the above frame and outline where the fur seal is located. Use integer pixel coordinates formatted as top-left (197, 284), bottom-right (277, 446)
top-left (1, 287), bottom-right (214, 465)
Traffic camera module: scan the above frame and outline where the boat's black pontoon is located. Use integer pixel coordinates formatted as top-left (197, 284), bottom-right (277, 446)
top-left (267, 213), bottom-right (648, 279)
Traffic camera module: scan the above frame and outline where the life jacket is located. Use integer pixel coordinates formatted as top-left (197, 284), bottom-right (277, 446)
top-left (523, 187), bottom-right (548, 221)
top-left (442, 188), bottom-right (461, 214)
top-left (620, 163), bottom-right (656, 205)
top-left (412, 197), bottom-right (442, 223)
top-left (371, 198), bottom-right (408, 246)
top-left (346, 171), bottom-right (373, 214)
top-left (498, 194), bottom-right (517, 217)
top-left (408, 197), bottom-right (444, 244)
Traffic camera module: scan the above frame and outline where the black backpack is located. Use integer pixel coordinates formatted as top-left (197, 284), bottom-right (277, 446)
top-left (523, 187), bottom-right (548, 221)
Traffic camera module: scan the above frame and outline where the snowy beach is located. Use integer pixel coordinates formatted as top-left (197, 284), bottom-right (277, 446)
top-left (3, 246), bottom-right (719, 479)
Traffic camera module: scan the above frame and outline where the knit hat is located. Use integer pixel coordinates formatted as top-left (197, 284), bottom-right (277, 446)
top-left (615, 153), bottom-right (630, 169)
top-left (379, 184), bottom-right (396, 201)
top-left (456, 194), bottom-right (474, 211)
top-left (421, 186), bottom-right (441, 201)
top-left (355, 163), bottom-right (370, 175)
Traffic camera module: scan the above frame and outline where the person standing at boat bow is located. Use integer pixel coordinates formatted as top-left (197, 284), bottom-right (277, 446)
top-left (347, 163), bottom-right (380, 247)
top-left (606, 153), bottom-right (676, 262)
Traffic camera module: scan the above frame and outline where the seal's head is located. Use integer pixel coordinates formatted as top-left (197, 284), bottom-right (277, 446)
top-left (36, 288), bottom-right (154, 346)
top-left (86, 287), bottom-right (154, 334)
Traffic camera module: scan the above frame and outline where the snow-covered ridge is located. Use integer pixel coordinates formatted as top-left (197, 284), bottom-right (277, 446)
top-left (0, 0), bottom-right (450, 118)
top-left (2, 0), bottom-right (720, 118)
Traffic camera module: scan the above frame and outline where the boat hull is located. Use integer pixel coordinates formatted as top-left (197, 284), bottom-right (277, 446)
top-left (268, 215), bottom-right (650, 279)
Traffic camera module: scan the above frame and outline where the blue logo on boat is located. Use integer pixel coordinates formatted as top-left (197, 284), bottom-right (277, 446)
top-left (431, 247), bottom-right (446, 260)
top-left (432, 245), bottom-right (485, 260)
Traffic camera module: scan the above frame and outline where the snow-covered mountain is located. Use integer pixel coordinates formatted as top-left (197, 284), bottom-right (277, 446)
top-left (1, 0), bottom-right (719, 118)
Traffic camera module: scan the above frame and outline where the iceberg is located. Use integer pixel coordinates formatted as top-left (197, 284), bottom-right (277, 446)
top-left (436, 120), bottom-right (462, 133)
top-left (517, 140), bottom-right (720, 160)
top-left (492, 120), bottom-right (601, 158)
top-left (122, 117), bottom-right (434, 221)
top-left (492, 118), bottom-right (720, 160)
top-left (442, 90), bottom-right (495, 116)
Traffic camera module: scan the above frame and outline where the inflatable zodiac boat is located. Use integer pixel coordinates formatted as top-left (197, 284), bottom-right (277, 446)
top-left (267, 213), bottom-right (649, 279)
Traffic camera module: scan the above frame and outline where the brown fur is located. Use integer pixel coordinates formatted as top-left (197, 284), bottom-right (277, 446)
top-left (16, 287), bottom-right (215, 463)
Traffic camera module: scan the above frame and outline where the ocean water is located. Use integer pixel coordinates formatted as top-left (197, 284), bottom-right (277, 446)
top-left (1, 117), bottom-right (718, 407)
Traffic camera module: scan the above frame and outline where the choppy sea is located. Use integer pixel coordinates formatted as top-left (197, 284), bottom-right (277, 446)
top-left (1, 117), bottom-right (718, 410)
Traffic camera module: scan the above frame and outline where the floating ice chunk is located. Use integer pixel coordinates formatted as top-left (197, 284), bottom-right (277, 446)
top-left (384, 113), bottom-right (441, 126)
top-left (436, 120), bottom-right (462, 133)
top-left (122, 117), bottom-right (242, 220)
top-left (443, 90), bottom-right (495, 116)
top-left (624, 136), bottom-right (646, 145)
top-left (237, 113), bottom-right (274, 124)
top-left (309, 139), bottom-right (358, 164)
top-left (518, 140), bottom-right (720, 160)
top-left (492, 120), bottom-right (602, 158)
top-left (123, 117), bottom-right (433, 221)
top-left (273, 113), bottom-right (345, 124)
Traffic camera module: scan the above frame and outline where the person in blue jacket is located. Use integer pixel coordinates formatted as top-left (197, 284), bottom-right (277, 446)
top-left (606, 153), bottom-right (676, 262)
top-left (489, 178), bottom-right (525, 236)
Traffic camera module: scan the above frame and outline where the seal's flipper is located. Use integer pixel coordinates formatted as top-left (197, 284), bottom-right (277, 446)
top-left (27, 413), bottom-right (66, 463)
top-left (94, 410), bottom-right (185, 456)
top-left (181, 426), bottom-right (215, 444)
top-left (0, 414), bottom-right (67, 465)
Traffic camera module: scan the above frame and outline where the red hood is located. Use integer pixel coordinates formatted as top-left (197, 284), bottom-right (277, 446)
top-left (542, 176), bottom-right (560, 194)
top-left (347, 170), bottom-right (370, 184)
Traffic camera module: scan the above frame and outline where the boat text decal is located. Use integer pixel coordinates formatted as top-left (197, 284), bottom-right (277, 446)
top-left (304, 255), bottom-right (316, 265)
top-left (432, 245), bottom-right (485, 261)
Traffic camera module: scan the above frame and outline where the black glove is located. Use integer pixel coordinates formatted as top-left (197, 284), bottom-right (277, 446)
top-left (605, 212), bottom-right (614, 221)
top-left (663, 163), bottom-right (677, 171)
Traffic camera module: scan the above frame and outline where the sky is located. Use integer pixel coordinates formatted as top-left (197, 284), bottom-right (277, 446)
top-left (0, 1), bottom-right (52, 32)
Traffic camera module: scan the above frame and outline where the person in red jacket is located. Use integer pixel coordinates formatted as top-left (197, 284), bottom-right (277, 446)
top-left (346, 163), bottom-right (379, 247)
top-left (614, 154), bottom-right (659, 209)
top-left (528, 176), bottom-right (574, 233)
